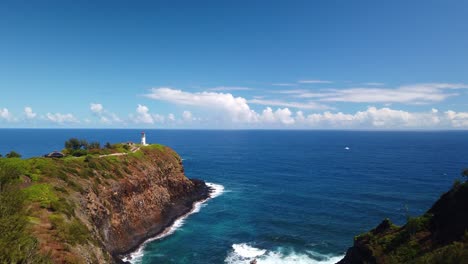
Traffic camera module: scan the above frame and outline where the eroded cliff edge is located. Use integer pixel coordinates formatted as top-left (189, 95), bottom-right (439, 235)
top-left (84, 145), bottom-right (211, 261)
top-left (338, 181), bottom-right (468, 264)
top-left (0, 144), bottom-right (210, 263)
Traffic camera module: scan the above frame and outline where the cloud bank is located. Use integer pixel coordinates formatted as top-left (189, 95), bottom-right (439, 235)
top-left (293, 83), bottom-right (468, 104)
top-left (144, 87), bottom-right (468, 129)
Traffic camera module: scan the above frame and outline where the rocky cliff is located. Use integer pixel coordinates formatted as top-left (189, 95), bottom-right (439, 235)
top-left (0, 144), bottom-right (210, 263)
top-left (338, 181), bottom-right (468, 264)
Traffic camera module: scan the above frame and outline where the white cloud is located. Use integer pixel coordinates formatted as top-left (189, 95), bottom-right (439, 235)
top-left (90, 103), bottom-right (121, 124)
top-left (182, 111), bottom-right (193, 121)
top-left (293, 107), bottom-right (461, 128)
top-left (143, 87), bottom-right (468, 129)
top-left (298, 80), bottom-right (333, 84)
top-left (260, 107), bottom-right (295, 125)
top-left (209, 86), bottom-right (251, 91)
top-left (445, 110), bottom-right (468, 127)
top-left (275, 89), bottom-right (308, 94)
top-left (46, 113), bottom-right (78, 123)
top-left (295, 83), bottom-right (468, 104)
top-left (145, 88), bottom-right (259, 123)
top-left (153, 114), bottom-right (165, 123)
top-left (272, 83), bottom-right (297, 87)
top-left (363, 82), bottom-right (385, 86)
top-left (135, 104), bottom-right (154, 124)
top-left (248, 98), bottom-right (332, 110)
top-left (90, 103), bottom-right (104, 113)
top-left (0, 108), bottom-right (13, 121)
top-left (24, 107), bottom-right (37, 119)
top-left (168, 113), bottom-right (176, 122)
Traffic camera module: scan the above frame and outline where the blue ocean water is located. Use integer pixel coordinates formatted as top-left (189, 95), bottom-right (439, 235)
top-left (1, 129), bottom-right (467, 263)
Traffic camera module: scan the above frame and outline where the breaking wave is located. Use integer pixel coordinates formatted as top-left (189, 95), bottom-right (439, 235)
top-left (225, 243), bottom-right (344, 264)
top-left (122, 182), bottom-right (224, 263)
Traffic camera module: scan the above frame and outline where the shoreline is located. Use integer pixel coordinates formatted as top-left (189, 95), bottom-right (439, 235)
top-left (119, 181), bottom-right (224, 263)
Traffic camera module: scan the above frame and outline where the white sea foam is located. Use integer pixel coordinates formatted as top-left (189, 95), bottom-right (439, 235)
top-left (233, 243), bottom-right (267, 258)
top-left (122, 182), bottom-right (224, 263)
top-left (225, 243), bottom-right (344, 264)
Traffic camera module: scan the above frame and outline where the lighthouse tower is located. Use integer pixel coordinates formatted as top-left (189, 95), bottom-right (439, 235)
top-left (141, 131), bottom-right (147, 146)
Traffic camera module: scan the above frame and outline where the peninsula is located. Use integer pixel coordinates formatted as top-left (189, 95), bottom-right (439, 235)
top-left (0, 140), bottom-right (211, 263)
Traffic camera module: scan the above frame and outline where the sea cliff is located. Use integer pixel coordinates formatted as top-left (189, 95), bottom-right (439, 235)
top-left (0, 144), bottom-right (210, 263)
top-left (338, 181), bottom-right (468, 264)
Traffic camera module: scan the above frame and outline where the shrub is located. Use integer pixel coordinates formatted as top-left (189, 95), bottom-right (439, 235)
top-left (5, 151), bottom-right (21, 158)
top-left (49, 215), bottom-right (89, 245)
top-left (23, 184), bottom-right (59, 208)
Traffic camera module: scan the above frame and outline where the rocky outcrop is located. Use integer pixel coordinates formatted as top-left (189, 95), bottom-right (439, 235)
top-left (338, 182), bottom-right (468, 264)
top-left (81, 146), bottom-right (211, 261)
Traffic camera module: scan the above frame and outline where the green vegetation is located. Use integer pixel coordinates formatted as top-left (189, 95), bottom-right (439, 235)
top-left (0, 163), bottom-right (51, 263)
top-left (462, 168), bottom-right (468, 181)
top-left (5, 150), bottom-right (22, 158)
top-left (0, 139), bottom-right (167, 263)
top-left (63, 138), bottom-right (134, 156)
top-left (24, 183), bottom-right (59, 208)
top-left (347, 178), bottom-right (468, 264)
top-left (49, 214), bottom-right (89, 245)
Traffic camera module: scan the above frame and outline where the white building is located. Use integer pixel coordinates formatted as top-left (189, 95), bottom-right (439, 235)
top-left (141, 131), bottom-right (148, 146)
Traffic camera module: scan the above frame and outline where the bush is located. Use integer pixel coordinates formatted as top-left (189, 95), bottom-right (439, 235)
top-left (23, 184), bottom-right (59, 208)
top-left (88, 141), bottom-right (100, 150)
top-left (71, 149), bottom-right (88, 157)
top-left (49, 215), bottom-right (89, 245)
top-left (5, 151), bottom-right (21, 158)
top-left (0, 166), bottom-right (49, 263)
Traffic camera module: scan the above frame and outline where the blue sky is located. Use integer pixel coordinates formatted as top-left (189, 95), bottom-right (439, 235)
top-left (1, 0), bottom-right (468, 129)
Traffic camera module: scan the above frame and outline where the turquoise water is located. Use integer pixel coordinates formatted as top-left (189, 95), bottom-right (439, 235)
top-left (0, 130), bottom-right (467, 263)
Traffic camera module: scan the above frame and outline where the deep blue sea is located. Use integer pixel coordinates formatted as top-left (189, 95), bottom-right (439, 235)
top-left (1, 129), bottom-right (467, 263)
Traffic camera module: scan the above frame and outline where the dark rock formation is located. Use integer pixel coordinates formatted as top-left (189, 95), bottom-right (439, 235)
top-left (338, 182), bottom-right (468, 264)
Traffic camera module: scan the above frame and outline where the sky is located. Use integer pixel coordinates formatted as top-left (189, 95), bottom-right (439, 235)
top-left (1, 0), bottom-right (468, 129)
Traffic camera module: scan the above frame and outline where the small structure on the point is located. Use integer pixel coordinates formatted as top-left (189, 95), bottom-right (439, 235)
top-left (44, 151), bottom-right (65, 158)
top-left (141, 131), bottom-right (148, 146)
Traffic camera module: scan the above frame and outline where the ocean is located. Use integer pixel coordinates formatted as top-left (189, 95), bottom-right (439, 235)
top-left (1, 129), bottom-right (467, 263)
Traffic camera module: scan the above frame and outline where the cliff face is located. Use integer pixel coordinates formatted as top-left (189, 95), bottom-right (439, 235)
top-left (338, 182), bottom-right (468, 264)
top-left (84, 146), bottom-right (210, 259)
top-left (1, 144), bottom-right (209, 263)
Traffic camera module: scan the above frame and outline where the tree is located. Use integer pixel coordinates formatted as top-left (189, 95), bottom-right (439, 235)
top-left (65, 138), bottom-right (81, 150)
top-left (5, 151), bottom-right (21, 158)
top-left (88, 141), bottom-right (100, 150)
top-left (79, 139), bottom-right (89, 150)
top-left (462, 169), bottom-right (468, 181)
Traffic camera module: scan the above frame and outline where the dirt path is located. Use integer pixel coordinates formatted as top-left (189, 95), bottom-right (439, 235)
top-left (98, 146), bottom-right (140, 158)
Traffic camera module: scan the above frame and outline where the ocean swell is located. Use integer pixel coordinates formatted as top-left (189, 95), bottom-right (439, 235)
top-left (122, 182), bottom-right (225, 263)
top-left (225, 243), bottom-right (344, 264)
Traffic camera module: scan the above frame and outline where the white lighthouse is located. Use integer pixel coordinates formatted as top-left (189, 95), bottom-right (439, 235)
top-left (141, 131), bottom-right (148, 146)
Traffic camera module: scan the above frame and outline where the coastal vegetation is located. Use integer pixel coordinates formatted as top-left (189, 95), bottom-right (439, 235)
top-left (0, 150), bottom-right (22, 158)
top-left (339, 179), bottom-right (468, 264)
top-left (63, 138), bottom-right (133, 157)
top-left (0, 139), bottom-right (207, 263)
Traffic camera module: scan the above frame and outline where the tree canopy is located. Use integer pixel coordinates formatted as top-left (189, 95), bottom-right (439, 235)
top-left (5, 151), bottom-right (21, 158)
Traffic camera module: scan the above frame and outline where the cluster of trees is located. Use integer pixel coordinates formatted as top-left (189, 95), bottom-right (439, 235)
top-left (0, 151), bottom-right (22, 158)
top-left (64, 138), bottom-right (117, 157)
top-left (64, 138), bottom-right (102, 157)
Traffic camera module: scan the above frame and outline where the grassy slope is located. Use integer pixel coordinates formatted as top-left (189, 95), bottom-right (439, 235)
top-left (0, 144), bottom-right (168, 263)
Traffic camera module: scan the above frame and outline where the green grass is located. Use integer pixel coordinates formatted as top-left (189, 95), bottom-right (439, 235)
top-left (23, 183), bottom-right (59, 208)
top-left (49, 214), bottom-right (90, 245)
